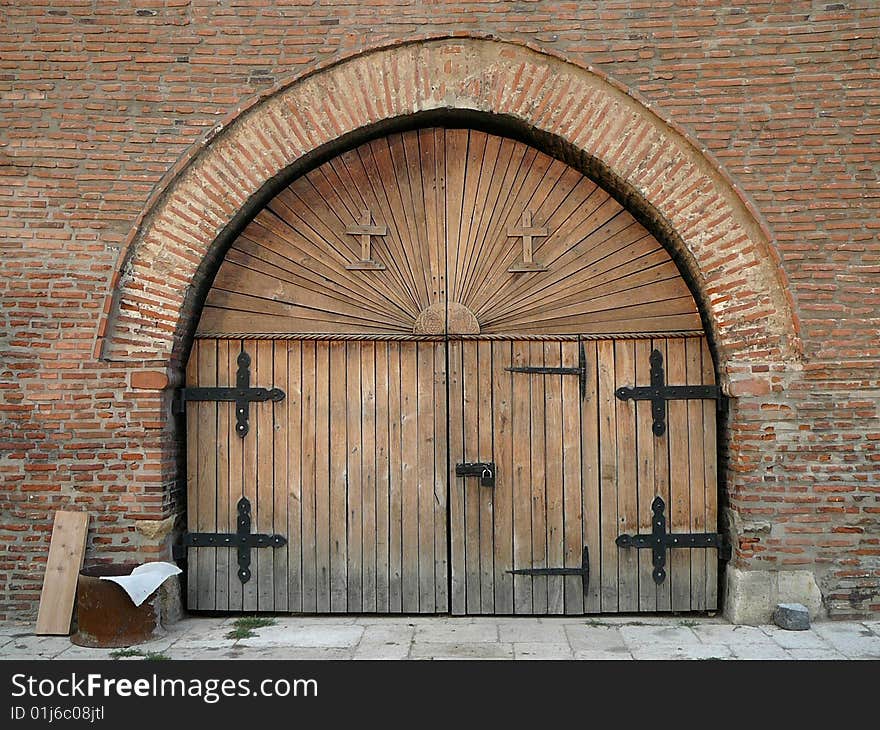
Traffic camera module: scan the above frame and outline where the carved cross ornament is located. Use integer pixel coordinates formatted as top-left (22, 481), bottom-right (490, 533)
top-left (507, 210), bottom-right (549, 272)
top-left (345, 209), bottom-right (387, 270)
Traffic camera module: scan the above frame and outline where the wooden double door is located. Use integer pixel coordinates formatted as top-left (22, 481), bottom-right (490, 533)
top-left (186, 335), bottom-right (718, 615)
top-left (185, 126), bottom-right (720, 614)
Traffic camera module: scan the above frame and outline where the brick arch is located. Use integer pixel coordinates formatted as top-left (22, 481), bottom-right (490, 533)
top-left (98, 36), bottom-right (800, 382)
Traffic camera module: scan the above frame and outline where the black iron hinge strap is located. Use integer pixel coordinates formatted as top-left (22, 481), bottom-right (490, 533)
top-left (506, 341), bottom-right (587, 400)
top-left (178, 350), bottom-right (285, 438)
top-left (614, 349), bottom-right (722, 436)
top-left (183, 497), bottom-right (287, 584)
top-left (615, 496), bottom-right (729, 585)
top-left (508, 546), bottom-right (590, 593)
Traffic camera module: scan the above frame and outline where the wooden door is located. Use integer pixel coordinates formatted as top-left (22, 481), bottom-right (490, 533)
top-left (446, 337), bottom-right (718, 615)
top-left (186, 127), bottom-right (720, 614)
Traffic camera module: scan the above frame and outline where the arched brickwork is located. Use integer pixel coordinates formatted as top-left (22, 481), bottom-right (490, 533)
top-left (98, 36), bottom-right (800, 389)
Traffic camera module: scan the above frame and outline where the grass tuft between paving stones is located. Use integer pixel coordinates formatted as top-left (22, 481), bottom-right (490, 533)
top-left (225, 616), bottom-right (276, 640)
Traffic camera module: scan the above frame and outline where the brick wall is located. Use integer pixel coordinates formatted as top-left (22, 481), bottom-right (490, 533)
top-left (1, 1), bottom-right (877, 619)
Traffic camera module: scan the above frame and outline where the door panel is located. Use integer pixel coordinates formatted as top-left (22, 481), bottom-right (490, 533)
top-left (448, 340), bottom-right (595, 615)
top-left (187, 336), bottom-right (717, 614)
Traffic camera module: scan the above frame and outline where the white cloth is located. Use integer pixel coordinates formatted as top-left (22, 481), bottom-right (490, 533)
top-left (99, 562), bottom-right (182, 607)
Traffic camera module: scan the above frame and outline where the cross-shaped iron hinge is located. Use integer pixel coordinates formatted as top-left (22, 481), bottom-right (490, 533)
top-left (177, 350), bottom-right (285, 438)
top-left (183, 497), bottom-right (287, 584)
top-left (614, 349), bottom-right (722, 436)
top-left (615, 496), bottom-right (730, 585)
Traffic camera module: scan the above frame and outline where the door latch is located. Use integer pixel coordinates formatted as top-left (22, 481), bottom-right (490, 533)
top-left (455, 462), bottom-right (495, 487)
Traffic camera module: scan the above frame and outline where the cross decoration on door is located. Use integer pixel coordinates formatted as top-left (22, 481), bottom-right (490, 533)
top-left (507, 210), bottom-right (549, 272)
top-left (614, 349), bottom-right (723, 436)
top-left (345, 209), bottom-right (387, 270)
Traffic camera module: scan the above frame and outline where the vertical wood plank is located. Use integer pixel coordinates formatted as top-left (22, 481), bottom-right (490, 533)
top-left (635, 339), bottom-right (657, 611)
top-left (361, 342), bottom-right (378, 612)
top-left (400, 342), bottom-right (420, 612)
top-left (273, 341), bottom-right (289, 612)
top-left (388, 342), bottom-right (404, 612)
top-left (492, 340), bottom-right (514, 614)
top-left (314, 341), bottom-right (331, 612)
top-left (300, 341), bottom-right (318, 612)
top-left (687, 337), bottom-right (707, 611)
top-left (374, 341), bottom-right (391, 613)
top-left (185, 340), bottom-right (199, 610)
top-left (544, 341), bottom-right (565, 614)
top-left (226, 342), bottom-right (244, 612)
top-left (615, 339), bottom-right (639, 612)
top-left (597, 340), bottom-right (619, 612)
top-left (329, 341), bottom-right (349, 612)
top-left (702, 338), bottom-right (719, 610)
top-left (666, 338), bottom-right (691, 611)
top-left (433, 341), bottom-right (448, 612)
top-left (511, 341), bottom-right (532, 614)
top-left (255, 340), bottom-right (275, 610)
top-left (529, 341), bottom-right (548, 614)
top-left (416, 341), bottom-right (436, 612)
top-left (287, 340), bottom-right (303, 613)
top-left (197, 339), bottom-right (217, 611)
top-left (214, 340), bottom-right (231, 612)
top-left (561, 340), bottom-right (584, 614)
top-left (241, 343), bottom-right (259, 612)
top-left (652, 339), bottom-right (672, 612)
top-left (448, 340), bottom-right (466, 614)
top-left (477, 340), bottom-right (495, 614)
top-left (462, 341), bottom-right (481, 613)
top-left (344, 342), bottom-right (362, 612)
top-left (581, 340), bottom-right (602, 613)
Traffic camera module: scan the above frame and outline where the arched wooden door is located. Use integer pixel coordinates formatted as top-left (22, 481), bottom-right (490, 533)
top-left (184, 129), bottom-right (721, 615)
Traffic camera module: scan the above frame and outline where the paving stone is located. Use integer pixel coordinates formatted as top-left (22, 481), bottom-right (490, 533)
top-left (52, 644), bottom-right (120, 660)
top-left (726, 642), bottom-right (792, 660)
top-left (812, 622), bottom-right (880, 658)
top-left (172, 626), bottom-right (238, 649)
top-left (165, 646), bottom-right (237, 660)
top-left (410, 642), bottom-right (514, 659)
top-left (692, 624), bottom-right (768, 645)
top-left (619, 625), bottom-right (699, 648)
top-left (512, 642), bottom-right (573, 660)
top-left (240, 624), bottom-right (363, 648)
top-left (0, 635), bottom-right (75, 659)
top-left (565, 625), bottom-right (628, 652)
top-left (353, 625), bottom-right (414, 659)
top-left (266, 616), bottom-right (359, 626)
top-left (226, 647), bottom-right (353, 660)
top-left (786, 648), bottom-right (849, 660)
top-left (572, 650), bottom-right (635, 660)
top-left (630, 644), bottom-right (732, 660)
top-left (760, 625), bottom-right (833, 650)
top-left (498, 621), bottom-right (567, 643)
top-left (414, 622), bottom-right (499, 643)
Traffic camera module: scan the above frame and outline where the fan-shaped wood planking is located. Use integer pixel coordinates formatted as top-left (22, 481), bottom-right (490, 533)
top-left (196, 128), bottom-right (702, 337)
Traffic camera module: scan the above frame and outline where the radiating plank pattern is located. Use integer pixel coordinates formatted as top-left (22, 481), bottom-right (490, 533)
top-left (198, 129), bottom-right (701, 337)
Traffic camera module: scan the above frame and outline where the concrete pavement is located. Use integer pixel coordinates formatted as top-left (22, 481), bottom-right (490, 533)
top-left (2, 615), bottom-right (879, 660)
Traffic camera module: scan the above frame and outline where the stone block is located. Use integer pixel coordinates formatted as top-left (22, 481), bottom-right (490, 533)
top-left (724, 568), bottom-right (824, 625)
top-left (773, 603), bottom-right (810, 631)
